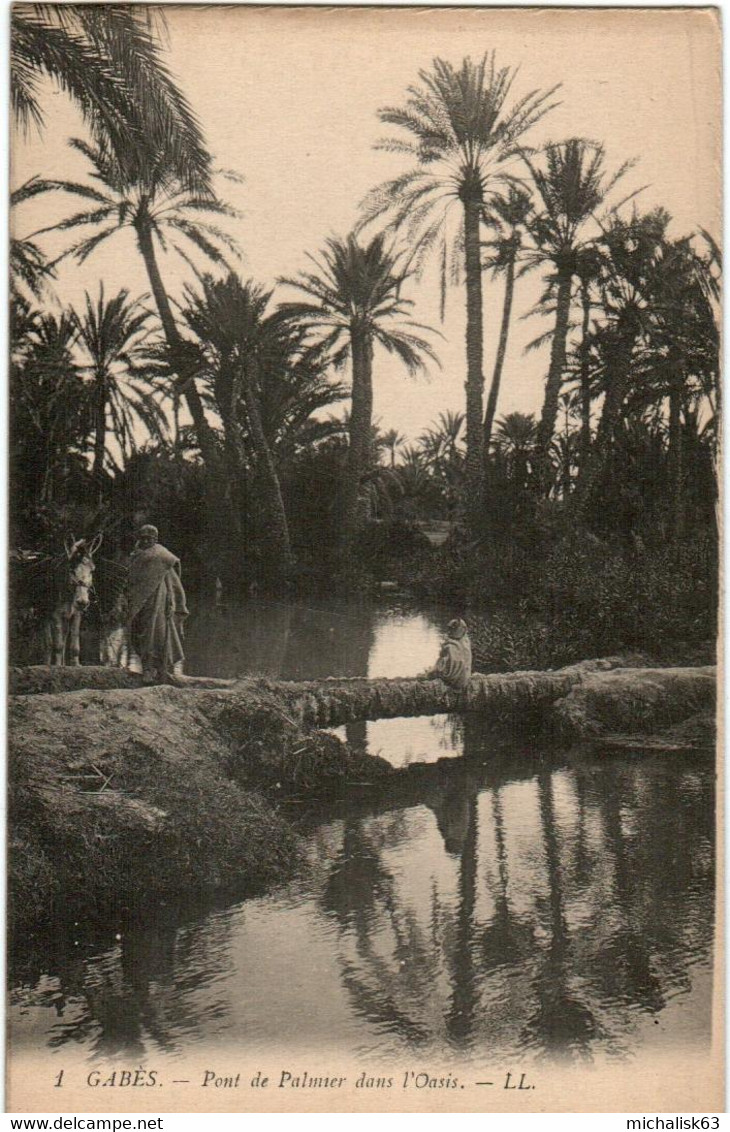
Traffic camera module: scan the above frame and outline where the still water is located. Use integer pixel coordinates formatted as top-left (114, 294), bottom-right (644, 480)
top-left (10, 600), bottom-right (715, 1070)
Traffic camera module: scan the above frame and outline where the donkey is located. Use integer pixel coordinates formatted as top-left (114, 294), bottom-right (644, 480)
top-left (42, 534), bottom-right (103, 665)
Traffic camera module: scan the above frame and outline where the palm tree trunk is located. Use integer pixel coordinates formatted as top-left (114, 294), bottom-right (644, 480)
top-left (172, 392), bottom-right (181, 457)
top-left (537, 265), bottom-right (573, 492)
top-left (134, 215), bottom-right (241, 591)
top-left (574, 355), bottom-right (631, 519)
top-left (242, 359), bottom-right (294, 580)
top-left (463, 198), bottom-right (485, 529)
top-left (133, 216), bottom-right (219, 469)
top-left (579, 282), bottom-right (592, 470)
top-left (213, 370), bottom-right (245, 545)
top-left (93, 368), bottom-right (106, 504)
top-left (344, 326), bottom-right (374, 543)
top-left (668, 378), bottom-right (684, 541)
top-left (483, 254), bottom-right (516, 454)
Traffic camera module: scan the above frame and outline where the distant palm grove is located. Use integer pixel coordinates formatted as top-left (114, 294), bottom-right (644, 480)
top-left (10, 8), bottom-right (719, 668)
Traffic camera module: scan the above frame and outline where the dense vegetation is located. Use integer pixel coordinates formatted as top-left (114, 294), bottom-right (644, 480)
top-left (10, 12), bottom-right (719, 664)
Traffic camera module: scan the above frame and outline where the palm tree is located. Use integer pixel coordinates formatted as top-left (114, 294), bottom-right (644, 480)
top-left (180, 275), bottom-right (299, 580)
top-left (574, 209), bottom-right (676, 517)
top-left (11, 5), bottom-right (211, 194)
top-left (492, 411), bottom-right (538, 492)
top-left (9, 235), bottom-right (54, 303)
top-left (11, 311), bottom-right (91, 508)
top-left (572, 245), bottom-right (605, 469)
top-left (362, 55), bottom-right (559, 525)
top-left (72, 285), bottom-right (166, 503)
top-left (257, 335), bottom-right (348, 468)
top-left (281, 233), bottom-right (438, 542)
top-left (420, 410), bottom-right (465, 464)
top-left (521, 139), bottom-right (635, 486)
top-left (395, 452), bottom-right (434, 519)
top-left (620, 236), bottom-right (720, 539)
top-left (379, 428), bottom-right (406, 468)
top-left (481, 185), bottom-right (533, 451)
top-left (22, 141), bottom-right (240, 472)
top-left (417, 411), bottom-right (466, 520)
top-left (9, 233), bottom-right (56, 384)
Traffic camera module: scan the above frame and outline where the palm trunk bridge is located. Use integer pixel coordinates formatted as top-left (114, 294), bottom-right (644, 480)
top-left (10, 655), bottom-right (710, 737)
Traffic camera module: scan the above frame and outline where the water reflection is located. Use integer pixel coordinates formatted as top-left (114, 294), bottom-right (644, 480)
top-left (10, 750), bottom-right (714, 1069)
top-left (183, 598), bottom-right (444, 680)
top-left (521, 771), bottom-right (601, 1060)
top-left (11, 907), bottom-right (236, 1060)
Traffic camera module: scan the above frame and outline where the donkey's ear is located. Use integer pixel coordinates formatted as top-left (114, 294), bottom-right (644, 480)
top-left (64, 534), bottom-right (76, 559)
top-left (89, 533), bottom-right (104, 556)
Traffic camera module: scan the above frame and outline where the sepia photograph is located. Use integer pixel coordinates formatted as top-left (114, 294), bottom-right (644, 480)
top-left (6, 3), bottom-right (723, 1115)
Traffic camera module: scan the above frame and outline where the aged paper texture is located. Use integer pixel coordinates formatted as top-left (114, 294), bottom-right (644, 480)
top-left (7, 3), bottom-right (723, 1114)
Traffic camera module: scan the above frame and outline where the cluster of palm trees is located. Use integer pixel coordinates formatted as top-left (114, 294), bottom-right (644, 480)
top-left (11, 12), bottom-right (720, 589)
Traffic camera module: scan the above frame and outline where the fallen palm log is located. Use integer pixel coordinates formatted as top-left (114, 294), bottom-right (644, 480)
top-left (11, 654), bottom-right (714, 738)
top-left (266, 656), bottom-right (648, 727)
top-left (10, 653), bottom-right (648, 713)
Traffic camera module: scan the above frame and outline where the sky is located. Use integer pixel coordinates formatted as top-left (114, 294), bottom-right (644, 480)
top-left (10, 5), bottom-right (722, 446)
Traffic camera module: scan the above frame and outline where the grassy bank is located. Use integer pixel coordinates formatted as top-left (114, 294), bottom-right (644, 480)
top-left (393, 526), bottom-right (717, 671)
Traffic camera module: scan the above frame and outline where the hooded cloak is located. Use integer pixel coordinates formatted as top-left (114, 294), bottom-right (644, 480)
top-left (431, 620), bottom-right (472, 690)
top-left (128, 543), bottom-right (188, 674)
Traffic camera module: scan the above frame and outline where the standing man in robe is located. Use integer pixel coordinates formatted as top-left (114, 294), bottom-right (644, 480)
top-left (128, 524), bottom-right (189, 684)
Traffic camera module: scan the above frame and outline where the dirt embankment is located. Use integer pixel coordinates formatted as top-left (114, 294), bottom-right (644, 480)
top-left (552, 665), bottom-right (717, 749)
top-left (9, 681), bottom-right (391, 928)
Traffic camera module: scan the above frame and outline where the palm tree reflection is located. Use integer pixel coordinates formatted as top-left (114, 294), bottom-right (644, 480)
top-left (10, 752), bottom-right (715, 1066)
top-left (593, 775), bottom-right (665, 1015)
top-left (443, 781), bottom-right (480, 1043)
top-left (13, 905), bottom-right (235, 1059)
top-left (521, 771), bottom-right (601, 1060)
top-left (317, 755), bottom-right (714, 1063)
top-left (481, 788), bottom-right (535, 971)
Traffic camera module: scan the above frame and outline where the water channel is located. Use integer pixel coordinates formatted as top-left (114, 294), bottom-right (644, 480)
top-left (10, 599), bottom-right (716, 1072)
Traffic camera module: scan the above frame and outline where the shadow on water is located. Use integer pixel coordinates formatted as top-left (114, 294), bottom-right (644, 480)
top-left (10, 600), bottom-right (716, 1068)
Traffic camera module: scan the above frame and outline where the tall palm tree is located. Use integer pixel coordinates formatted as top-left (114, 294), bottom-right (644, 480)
top-left (11, 5), bottom-right (211, 194)
top-left (257, 341), bottom-right (348, 468)
top-left (11, 311), bottom-right (90, 508)
top-left (521, 139), bottom-right (635, 486)
top-left (281, 233), bottom-right (438, 542)
top-left (22, 141), bottom-right (240, 472)
top-left (574, 209), bottom-right (675, 517)
top-left (72, 285), bottom-right (166, 502)
top-left (361, 55), bottom-right (559, 526)
top-left (481, 185), bottom-right (533, 451)
top-left (572, 245), bottom-right (605, 469)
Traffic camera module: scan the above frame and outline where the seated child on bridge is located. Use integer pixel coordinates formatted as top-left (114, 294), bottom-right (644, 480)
top-left (427, 618), bottom-right (472, 691)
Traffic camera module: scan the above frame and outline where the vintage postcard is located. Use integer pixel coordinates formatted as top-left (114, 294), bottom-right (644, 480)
top-left (7, 3), bottom-right (723, 1115)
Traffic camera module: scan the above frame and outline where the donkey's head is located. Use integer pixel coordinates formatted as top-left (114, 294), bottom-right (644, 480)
top-left (63, 533), bottom-right (103, 612)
